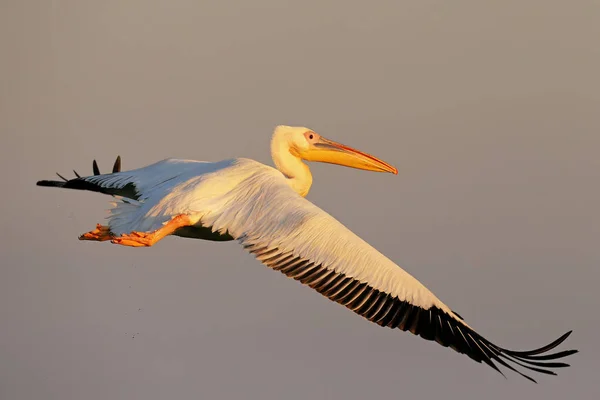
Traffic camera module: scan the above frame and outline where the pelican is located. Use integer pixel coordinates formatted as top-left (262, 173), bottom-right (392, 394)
top-left (37, 125), bottom-right (576, 382)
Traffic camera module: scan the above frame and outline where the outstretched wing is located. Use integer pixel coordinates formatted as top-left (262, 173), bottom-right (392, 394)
top-left (36, 158), bottom-right (229, 201)
top-left (193, 170), bottom-right (577, 382)
top-left (37, 155), bottom-right (142, 199)
top-left (36, 157), bottom-right (246, 235)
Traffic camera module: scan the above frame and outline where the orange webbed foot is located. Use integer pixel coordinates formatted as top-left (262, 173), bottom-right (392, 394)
top-left (107, 214), bottom-right (192, 248)
top-left (111, 231), bottom-right (156, 247)
top-left (79, 224), bottom-right (114, 241)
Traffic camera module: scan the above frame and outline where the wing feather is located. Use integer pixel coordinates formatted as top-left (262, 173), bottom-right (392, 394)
top-left (192, 169), bottom-right (576, 382)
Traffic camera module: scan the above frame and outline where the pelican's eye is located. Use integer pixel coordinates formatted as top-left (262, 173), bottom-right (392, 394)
top-left (304, 131), bottom-right (319, 142)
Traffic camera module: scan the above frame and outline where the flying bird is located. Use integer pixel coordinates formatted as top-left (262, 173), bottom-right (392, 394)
top-left (37, 125), bottom-right (576, 382)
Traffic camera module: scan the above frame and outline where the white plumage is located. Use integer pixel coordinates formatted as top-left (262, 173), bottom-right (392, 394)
top-left (37, 125), bottom-right (576, 382)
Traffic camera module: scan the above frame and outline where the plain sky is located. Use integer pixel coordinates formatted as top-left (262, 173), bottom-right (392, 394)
top-left (1, 1), bottom-right (599, 399)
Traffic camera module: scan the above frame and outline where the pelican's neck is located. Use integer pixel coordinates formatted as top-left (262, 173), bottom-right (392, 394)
top-left (271, 131), bottom-right (313, 197)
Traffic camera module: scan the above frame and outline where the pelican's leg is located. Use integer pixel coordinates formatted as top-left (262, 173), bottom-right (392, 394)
top-left (110, 214), bottom-right (192, 247)
top-left (79, 223), bottom-right (114, 241)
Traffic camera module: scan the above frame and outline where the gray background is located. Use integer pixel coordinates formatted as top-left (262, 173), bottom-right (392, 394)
top-left (1, 1), bottom-right (598, 399)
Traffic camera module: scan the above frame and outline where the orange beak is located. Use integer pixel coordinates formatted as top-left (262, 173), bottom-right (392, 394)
top-left (298, 136), bottom-right (398, 174)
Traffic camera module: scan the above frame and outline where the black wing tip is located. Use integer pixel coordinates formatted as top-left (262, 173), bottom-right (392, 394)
top-left (501, 330), bottom-right (576, 357)
top-left (37, 179), bottom-right (66, 187)
top-left (480, 329), bottom-right (577, 383)
top-left (425, 308), bottom-right (577, 383)
top-left (113, 155), bottom-right (122, 173)
top-left (38, 155), bottom-right (123, 187)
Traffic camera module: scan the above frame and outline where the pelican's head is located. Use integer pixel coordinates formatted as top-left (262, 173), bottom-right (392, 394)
top-left (273, 125), bottom-right (398, 174)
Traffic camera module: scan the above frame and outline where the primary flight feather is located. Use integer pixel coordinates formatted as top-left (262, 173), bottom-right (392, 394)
top-left (37, 125), bottom-right (577, 382)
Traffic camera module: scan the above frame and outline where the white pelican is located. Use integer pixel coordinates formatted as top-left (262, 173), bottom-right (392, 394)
top-left (37, 125), bottom-right (576, 382)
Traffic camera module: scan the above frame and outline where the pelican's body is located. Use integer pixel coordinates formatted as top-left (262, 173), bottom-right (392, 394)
top-left (37, 125), bottom-right (576, 382)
